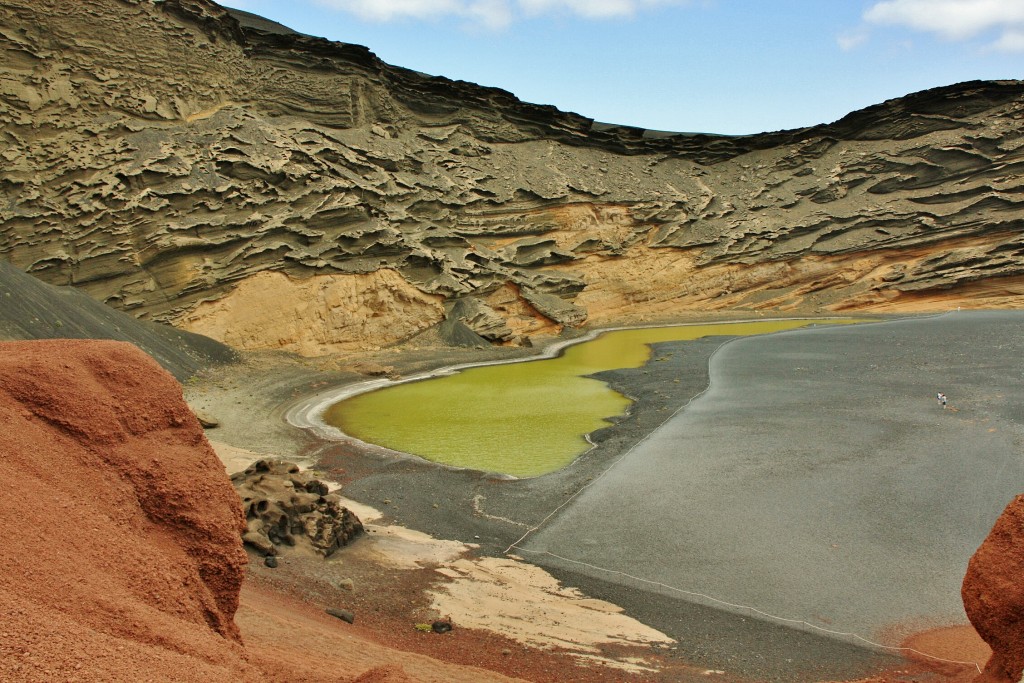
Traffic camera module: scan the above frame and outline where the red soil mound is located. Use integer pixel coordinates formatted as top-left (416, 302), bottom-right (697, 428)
top-left (0, 340), bottom-right (255, 682)
top-left (0, 340), bottom-right (525, 683)
top-left (962, 494), bottom-right (1024, 683)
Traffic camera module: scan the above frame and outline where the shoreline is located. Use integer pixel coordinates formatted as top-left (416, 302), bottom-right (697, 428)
top-left (186, 310), bottom-right (995, 682)
top-left (511, 311), bottom-right (1021, 679)
top-left (285, 315), bottom-right (883, 459)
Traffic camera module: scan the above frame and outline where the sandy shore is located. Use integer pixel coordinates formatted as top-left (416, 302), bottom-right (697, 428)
top-left (185, 312), bottom-right (1011, 682)
top-left (206, 440), bottom-right (692, 679)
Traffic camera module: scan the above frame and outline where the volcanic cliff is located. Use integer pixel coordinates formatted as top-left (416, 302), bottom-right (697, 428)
top-left (1, 0), bottom-right (1023, 356)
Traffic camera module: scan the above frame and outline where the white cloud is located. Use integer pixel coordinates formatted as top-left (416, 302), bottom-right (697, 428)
top-left (864, 0), bottom-right (1024, 49)
top-left (314, 0), bottom-right (465, 22)
top-left (837, 29), bottom-right (869, 51)
top-left (314, 0), bottom-right (691, 26)
top-left (519, 0), bottom-right (684, 19)
top-left (467, 0), bottom-right (515, 28)
top-left (992, 26), bottom-right (1024, 51)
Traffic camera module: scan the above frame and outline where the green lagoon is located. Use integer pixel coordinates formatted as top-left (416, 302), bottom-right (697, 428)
top-left (324, 319), bottom-right (857, 477)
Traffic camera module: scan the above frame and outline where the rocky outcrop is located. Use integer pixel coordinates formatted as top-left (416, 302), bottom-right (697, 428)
top-left (1, 0), bottom-right (1022, 355)
top-left (233, 459), bottom-right (364, 557)
top-left (963, 494), bottom-right (1024, 683)
top-left (180, 269), bottom-right (445, 355)
top-left (0, 339), bottom-right (255, 681)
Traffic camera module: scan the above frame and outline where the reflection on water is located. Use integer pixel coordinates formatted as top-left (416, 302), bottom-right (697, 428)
top-left (324, 320), bottom-right (857, 477)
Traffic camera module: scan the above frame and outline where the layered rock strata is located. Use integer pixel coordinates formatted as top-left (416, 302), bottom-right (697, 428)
top-left (1, 0), bottom-right (1022, 355)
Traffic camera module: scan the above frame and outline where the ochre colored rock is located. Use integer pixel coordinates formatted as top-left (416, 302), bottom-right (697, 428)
top-left (0, 339), bottom-right (254, 681)
top-left (963, 494), bottom-right (1024, 683)
top-left (178, 270), bottom-right (445, 355)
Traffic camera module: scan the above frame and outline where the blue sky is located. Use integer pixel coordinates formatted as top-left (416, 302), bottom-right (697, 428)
top-left (219, 0), bottom-right (1024, 135)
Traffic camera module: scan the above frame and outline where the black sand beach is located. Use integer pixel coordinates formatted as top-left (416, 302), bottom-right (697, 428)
top-left (521, 311), bottom-right (1024, 679)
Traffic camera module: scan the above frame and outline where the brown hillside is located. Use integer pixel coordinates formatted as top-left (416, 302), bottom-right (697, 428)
top-left (0, 1), bottom-right (1021, 355)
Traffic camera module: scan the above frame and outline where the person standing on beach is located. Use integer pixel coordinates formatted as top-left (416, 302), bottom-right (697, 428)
top-left (937, 392), bottom-right (948, 409)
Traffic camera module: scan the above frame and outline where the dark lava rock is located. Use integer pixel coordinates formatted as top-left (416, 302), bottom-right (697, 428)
top-left (431, 620), bottom-right (453, 634)
top-left (326, 608), bottom-right (355, 624)
top-left (233, 459), bottom-right (364, 557)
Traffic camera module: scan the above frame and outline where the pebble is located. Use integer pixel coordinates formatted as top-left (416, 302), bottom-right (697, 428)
top-left (326, 608), bottom-right (355, 624)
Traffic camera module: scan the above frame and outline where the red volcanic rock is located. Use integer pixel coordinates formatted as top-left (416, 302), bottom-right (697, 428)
top-left (963, 494), bottom-right (1024, 683)
top-left (0, 340), bottom-right (254, 682)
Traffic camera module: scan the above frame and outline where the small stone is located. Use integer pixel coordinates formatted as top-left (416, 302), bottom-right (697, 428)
top-left (190, 409), bottom-right (219, 428)
top-left (431, 620), bottom-right (453, 634)
top-left (242, 531), bottom-right (275, 556)
top-left (326, 608), bottom-right (355, 624)
top-left (264, 555), bottom-right (278, 568)
top-left (337, 578), bottom-right (354, 592)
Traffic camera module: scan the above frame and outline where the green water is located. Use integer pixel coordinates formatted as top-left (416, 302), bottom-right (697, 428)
top-left (324, 320), bottom-right (857, 477)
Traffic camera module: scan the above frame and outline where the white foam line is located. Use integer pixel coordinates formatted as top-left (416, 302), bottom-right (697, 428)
top-left (286, 316), bottom-right (863, 453)
top-left (472, 494), bottom-right (530, 528)
top-left (512, 548), bottom-right (983, 674)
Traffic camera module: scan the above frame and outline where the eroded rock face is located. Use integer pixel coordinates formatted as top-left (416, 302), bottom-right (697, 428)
top-left (1, 0), bottom-right (1023, 355)
top-left (0, 339), bottom-right (255, 681)
top-left (232, 459), bottom-right (364, 557)
top-left (179, 269), bottom-right (445, 354)
top-left (963, 494), bottom-right (1024, 683)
